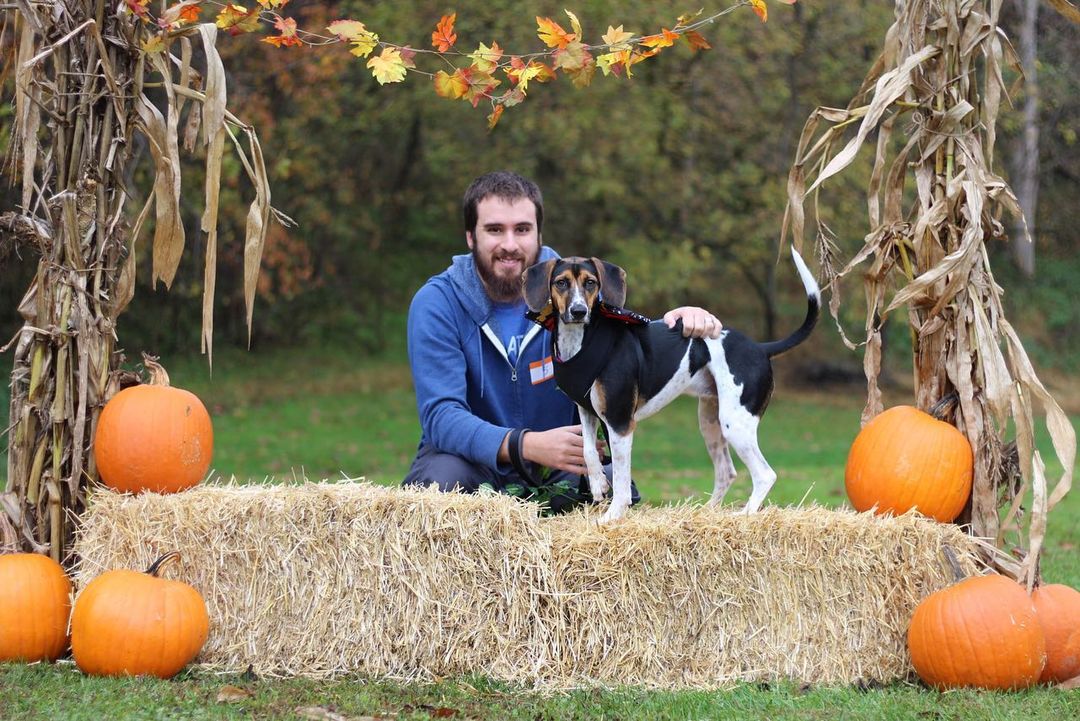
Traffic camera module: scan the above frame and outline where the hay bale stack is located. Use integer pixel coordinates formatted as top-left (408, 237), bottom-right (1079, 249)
top-left (73, 483), bottom-right (555, 680)
top-left (544, 505), bottom-right (981, 686)
top-left (73, 482), bottom-right (983, 686)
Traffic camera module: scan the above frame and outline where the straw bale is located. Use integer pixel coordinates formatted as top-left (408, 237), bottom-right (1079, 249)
top-left (543, 504), bottom-right (981, 687)
top-left (73, 482), bottom-right (983, 687)
top-left (73, 482), bottom-right (555, 680)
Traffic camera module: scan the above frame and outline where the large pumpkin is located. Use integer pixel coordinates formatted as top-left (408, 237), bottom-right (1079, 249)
top-left (71, 552), bottom-right (209, 678)
top-left (1032, 583), bottom-right (1080, 683)
top-left (845, 404), bottom-right (973, 522)
top-left (0, 553), bottom-right (72, 663)
top-left (94, 357), bottom-right (212, 494)
top-left (908, 574), bottom-right (1046, 690)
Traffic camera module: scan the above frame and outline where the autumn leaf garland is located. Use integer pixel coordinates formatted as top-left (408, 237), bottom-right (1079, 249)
top-left (127, 1), bottom-right (797, 128)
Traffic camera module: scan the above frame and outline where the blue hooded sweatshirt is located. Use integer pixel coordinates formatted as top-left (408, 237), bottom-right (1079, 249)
top-left (407, 246), bottom-right (577, 472)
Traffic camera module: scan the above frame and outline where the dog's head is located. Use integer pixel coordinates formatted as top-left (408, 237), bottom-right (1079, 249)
top-left (522, 257), bottom-right (626, 324)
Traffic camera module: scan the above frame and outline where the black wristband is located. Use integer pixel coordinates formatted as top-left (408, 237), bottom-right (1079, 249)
top-left (507, 428), bottom-right (535, 484)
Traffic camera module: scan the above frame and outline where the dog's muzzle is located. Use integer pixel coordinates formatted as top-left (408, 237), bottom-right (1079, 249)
top-left (568, 302), bottom-right (589, 322)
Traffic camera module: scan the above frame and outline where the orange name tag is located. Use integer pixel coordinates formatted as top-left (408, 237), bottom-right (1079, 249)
top-left (529, 356), bottom-right (554, 385)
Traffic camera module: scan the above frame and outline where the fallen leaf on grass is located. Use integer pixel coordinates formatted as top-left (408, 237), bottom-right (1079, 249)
top-left (296, 707), bottom-right (351, 721)
top-left (1057, 674), bottom-right (1080, 690)
top-left (216, 685), bottom-right (254, 703)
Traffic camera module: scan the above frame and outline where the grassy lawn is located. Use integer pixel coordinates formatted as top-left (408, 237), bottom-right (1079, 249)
top-left (2, 345), bottom-right (1078, 719)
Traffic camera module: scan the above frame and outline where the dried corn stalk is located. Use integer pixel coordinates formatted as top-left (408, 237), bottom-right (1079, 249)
top-left (783, 0), bottom-right (1074, 586)
top-left (1, 2), bottom-right (276, 562)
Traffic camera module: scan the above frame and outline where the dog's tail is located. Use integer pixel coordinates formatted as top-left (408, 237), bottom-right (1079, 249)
top-left (759, 247), bottom-right (820, 358)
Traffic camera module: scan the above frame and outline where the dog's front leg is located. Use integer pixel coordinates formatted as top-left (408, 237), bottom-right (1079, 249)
top-left (578, 408), bottom-right (609, 502)
top-left (599, 429), bottom-right (634, 523)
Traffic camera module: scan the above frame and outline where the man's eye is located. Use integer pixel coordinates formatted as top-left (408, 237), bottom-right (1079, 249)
top-left (516, 226), bottom-right (531, 233)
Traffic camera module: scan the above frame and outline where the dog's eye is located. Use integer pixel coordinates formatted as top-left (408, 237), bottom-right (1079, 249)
top-left (583, 279), bottom-right (598, 291)
top-left (553, 279), bottom-right (569, 290)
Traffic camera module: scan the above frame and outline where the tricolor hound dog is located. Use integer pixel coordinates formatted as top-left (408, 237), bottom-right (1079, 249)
top-left (523, 249), bottom-right (820, 523)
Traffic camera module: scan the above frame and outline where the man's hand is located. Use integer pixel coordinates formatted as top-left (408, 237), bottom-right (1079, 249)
top-left (664, 306), bottom-right (723, 339)
top-left (522, 425), bottom-right (587, 475)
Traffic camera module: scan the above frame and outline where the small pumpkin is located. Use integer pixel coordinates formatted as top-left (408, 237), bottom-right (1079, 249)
top-left (1032, 583), bottom-right (1080, 684)
top-left (0, 553), bottom-right (72, 663)
top-left (71, 551), bottom-right (209, 678)
top-left (94, 356), bottom-right (213, 494)
top-left (908, 574), bottom-right (1046, 690)
top-left (845, 402), bottom-right (973, 522)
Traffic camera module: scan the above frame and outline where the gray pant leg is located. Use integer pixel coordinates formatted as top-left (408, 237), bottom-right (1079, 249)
top-left (401, 444), bottom-right (497, 493)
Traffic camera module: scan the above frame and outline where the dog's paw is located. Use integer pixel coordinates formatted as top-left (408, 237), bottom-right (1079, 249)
top-left (588, 475), bottom-right (610, 502)
top-left (599, 504), bottom-right (628, 524)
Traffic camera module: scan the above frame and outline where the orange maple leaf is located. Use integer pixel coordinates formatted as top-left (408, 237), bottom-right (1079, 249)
top-left (216, 4), bottom-right (261, 35)
top-left (432, 13), bottom-right (457, 52)
top-left (487, 104), bottom-right (504, 131)
top-left (750, 0), bottom-right (768, 22)
top-left (554, 41), bottom-right (595, 88)
top-left (640, 28), bottom-right (679, 49)
top-left (263, 16), bottom-right (303, 48)
top-left (683, 30), bottom-right (711, 51)
top-left (434, 68), bottom-right (469, 100)
top-left (157, 1), bottom-right (202, 30)
top-left (536, 16), bottom-right (575, 50)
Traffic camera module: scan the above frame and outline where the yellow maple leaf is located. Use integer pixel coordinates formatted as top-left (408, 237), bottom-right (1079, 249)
top-left (564, 9), bottom-right (583, 39)
top-left (469, 42), bottom-right (503, 75)
top-left (141, 33), bottom-right (166, 54)
top-left (750, 0), bottom-right (768, 22)
top-left (602, 25), bottom-right (634, 52)
top-left (367, 47), bottom-right (408, 85)
top-left (215, 4), bottom-right (261, 35)
top-left (327, 19), bottom-right (379, 58)
top-left (675, 9), bottom-right (704, 28)
top-left (433, 69), bottom-right (469, 100)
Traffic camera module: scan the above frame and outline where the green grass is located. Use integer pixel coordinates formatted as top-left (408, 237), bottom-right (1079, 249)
top-left (2, 345), bottom-right (1079, 720)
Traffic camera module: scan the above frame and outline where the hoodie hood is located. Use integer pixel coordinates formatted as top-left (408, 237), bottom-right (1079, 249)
top-left (443, 246), bottom-right (560, 325)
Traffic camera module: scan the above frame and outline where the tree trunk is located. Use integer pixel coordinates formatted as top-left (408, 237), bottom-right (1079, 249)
top-left (1, 2), bottom-right (143, 562)
top-left (1010, 0), bottom-right (1038, 278)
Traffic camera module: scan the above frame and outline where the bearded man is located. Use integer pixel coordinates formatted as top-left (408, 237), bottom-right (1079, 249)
top-left (402, 171), bottom-right (721, 511)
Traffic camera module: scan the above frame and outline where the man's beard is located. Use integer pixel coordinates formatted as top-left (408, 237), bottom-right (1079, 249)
top-left (474, 244), bottom-right (539, 303)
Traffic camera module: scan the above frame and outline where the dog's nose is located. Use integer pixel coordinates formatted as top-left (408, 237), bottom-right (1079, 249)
top-left (570, 305), bottom-right (588, 320)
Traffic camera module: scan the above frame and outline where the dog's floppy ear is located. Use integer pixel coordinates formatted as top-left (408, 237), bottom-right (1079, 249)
top-left (591, 258), bottom-right (627, 308)
top-left (522, 259), bottom-right (557, 313)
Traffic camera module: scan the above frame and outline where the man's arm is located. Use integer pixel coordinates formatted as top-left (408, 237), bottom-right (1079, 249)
top-left (407, 285), bottom-right (509, 470)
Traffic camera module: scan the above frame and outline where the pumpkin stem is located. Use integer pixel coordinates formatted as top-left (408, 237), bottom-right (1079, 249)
top-left (141, 353), bottom-right (171, 387)
top-left (146, 551), bottom-right (181, 577)
top-left (929, 392), bottom-right (959, 423)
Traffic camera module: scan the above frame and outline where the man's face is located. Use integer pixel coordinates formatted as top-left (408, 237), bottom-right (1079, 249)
top-left (467, 195), bottom-right (541, 303)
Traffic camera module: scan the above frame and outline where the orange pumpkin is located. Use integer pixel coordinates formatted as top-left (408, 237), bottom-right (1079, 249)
top-left (71, 551), bottom-right (209, 678)
top-left (908, 574), bottom-right (1046, 690)
top-left (845, 404), bottom-right (973, 522)
top-left (94, 357), bottom-right (212, 494)
top-left (1032, 583), bottom-right (1080, 684)
top-left (0, 553), bottom-right (72, 663)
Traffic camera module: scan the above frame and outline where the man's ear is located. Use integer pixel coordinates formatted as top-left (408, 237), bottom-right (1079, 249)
top-left (591, 257), bottom-right (627, 308)
top-left (465, 231), bottom-right (475, 250)
top-left (522, 259), bottom-right (557, 313)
